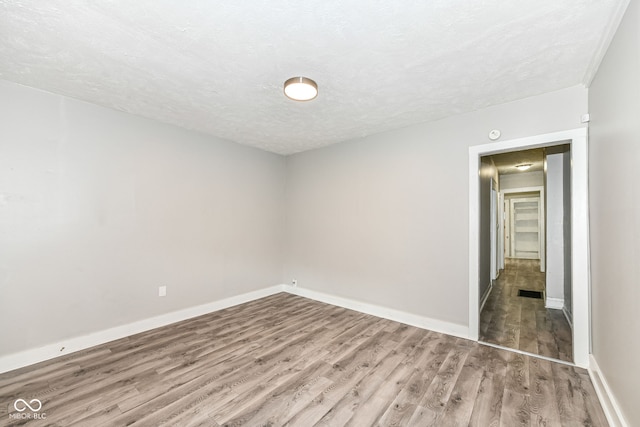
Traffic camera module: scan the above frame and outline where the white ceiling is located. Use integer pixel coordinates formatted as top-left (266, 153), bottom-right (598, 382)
top-left (0, 1), bottom-right (626, 155)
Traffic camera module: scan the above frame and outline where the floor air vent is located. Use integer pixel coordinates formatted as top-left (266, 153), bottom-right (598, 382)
top-left (518, 289), bottom-right (543, 299)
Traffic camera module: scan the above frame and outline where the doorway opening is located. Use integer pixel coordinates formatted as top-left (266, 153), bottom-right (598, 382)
top-left (468, 128), bottom-right (590, 368)
top-left (478, 145), bottom-right (573, 363)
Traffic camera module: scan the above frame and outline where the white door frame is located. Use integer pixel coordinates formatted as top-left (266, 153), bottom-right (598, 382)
top-left (509, 196), bottom-right (541, 260)
top-left (502, 187), bottom-right (545, 272)
top-left (469, 128), bottom-right (590, 368)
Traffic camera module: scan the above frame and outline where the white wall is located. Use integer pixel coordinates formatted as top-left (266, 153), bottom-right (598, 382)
top-left (479, 158), bottom-right (497, 302)
top-left (545, 152), bottom-right (565, 306)
top-left (0, 80), bottom-right (286, 357)
top-left (285, 85), bottom-right (587, 327)
top-left (589, 0), bottom-right (640, 424)
top-left (562, 148), bottom-right (572, 321)
top-left (499, 170), bottom-right (543, 190)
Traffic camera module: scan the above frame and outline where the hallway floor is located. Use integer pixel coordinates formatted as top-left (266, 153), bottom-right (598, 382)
top-left (479, 258), bottom-right (573, 363)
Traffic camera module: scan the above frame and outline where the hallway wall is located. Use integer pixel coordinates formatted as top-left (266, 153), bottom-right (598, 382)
top-left (561, 148), bottom-right (572, 322)
top-left (545, 151), bottom-right (566, 307)
top-left (479, 158), bottom-right (498, 304)
top-left (589, 0), bottom-right (640, 424)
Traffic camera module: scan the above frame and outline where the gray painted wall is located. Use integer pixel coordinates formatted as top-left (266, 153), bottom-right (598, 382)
top-left (546, 152), bottom-right (565, 303)
top-left (479, 158), bottom-right (496, 303)
top-left (589, 0), bottom-right (640, 424)
top-left (285, 85), bottom-right (587, 327)
top-left (545, 147), bottom-right (572, 316)
top-left (0, 80), bottom-right (286, 357)
top-left (562, 149), bottom-right (572, 321)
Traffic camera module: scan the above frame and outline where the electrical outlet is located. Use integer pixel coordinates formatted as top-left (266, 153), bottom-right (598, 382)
top-left (292, 279), bottom-right (297, 287)
top-left (159, 286), bottom-right (167, 297)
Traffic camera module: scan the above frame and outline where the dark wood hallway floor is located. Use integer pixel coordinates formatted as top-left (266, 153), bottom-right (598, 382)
top-left (479, 258), bottom-right (573, 363)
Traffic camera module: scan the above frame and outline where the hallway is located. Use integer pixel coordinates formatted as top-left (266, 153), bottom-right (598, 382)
top-left (479, 259), bottom-right (573, 363)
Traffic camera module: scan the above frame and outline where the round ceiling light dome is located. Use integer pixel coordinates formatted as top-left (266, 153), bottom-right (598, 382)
top-left (515, 163), bottom-right (533, 171)
top-left (284, 77), bottom-right (318, 101)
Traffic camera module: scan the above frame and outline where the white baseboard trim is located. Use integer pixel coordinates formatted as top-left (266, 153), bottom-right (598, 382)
top-left (588, 354), bottom-right (629, 427)
top-left (479, 281), bottom-right (493, 314)
top-left (562, 306), bottom-right (573, 329)
top-left (545, 297), bottom-right (564, 309)
top-left (283, 285), bottom-right (469, 340)
top-left (0, 285), bottom-right (285, 374)
top-left (1, 284), bottom-right (473, 374)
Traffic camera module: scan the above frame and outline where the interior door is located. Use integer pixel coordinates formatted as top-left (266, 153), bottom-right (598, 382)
top-left (510, 197), bottom-right (540, 259)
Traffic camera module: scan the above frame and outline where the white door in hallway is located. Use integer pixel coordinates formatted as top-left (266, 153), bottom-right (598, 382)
top-left (510, 197), bottom-right (540, 259)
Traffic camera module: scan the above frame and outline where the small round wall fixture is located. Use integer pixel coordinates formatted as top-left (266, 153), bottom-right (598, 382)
top-left (284, 77), bottom-right (318, 101)
top-left (488, 129), bottom-right (501, 140)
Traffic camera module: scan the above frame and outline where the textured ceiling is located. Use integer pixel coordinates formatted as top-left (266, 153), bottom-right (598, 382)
top-left (0, 1), bottom-right (626, 155)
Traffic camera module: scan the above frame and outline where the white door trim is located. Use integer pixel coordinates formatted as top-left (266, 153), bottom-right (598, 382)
top-left (509, 196), bottom-right (541, 260)
top-left (502, 187), bottom-right (545, 271)
top-left (501, 191), bottom-right (547, 273)
top-left (468, 128), bottom-right (590, 368)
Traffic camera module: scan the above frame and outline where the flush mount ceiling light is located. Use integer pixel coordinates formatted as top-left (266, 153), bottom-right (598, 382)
top-left (284, 77), bottom-right (318, 101)
top-left (515, 163), bottom-right (533, 171)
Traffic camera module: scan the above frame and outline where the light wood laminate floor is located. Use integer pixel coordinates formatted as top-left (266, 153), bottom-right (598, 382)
top-left (0, 293), bottom-right (604, 426)
top-left (480, 258), bottom-right (573, 363)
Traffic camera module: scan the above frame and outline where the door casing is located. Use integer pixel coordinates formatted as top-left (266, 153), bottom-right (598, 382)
top-left (468, 128), bottom-right (590, 368)
top-left (501, 187), bottom-right (545, 271)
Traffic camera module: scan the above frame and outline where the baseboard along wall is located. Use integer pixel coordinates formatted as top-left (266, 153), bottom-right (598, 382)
top-left (0, 285), bottom-right (285, 374)
top-left (0, 284), bottom-right (619, 426)
top-left (0, 284), bottom-right (469, 374)
top-left (588, 354), bottom-right (630, 427)
top-left (479, 281), bottom-right (493, 313)
top-left (545, 297), bottom-right (564, 310)
top-left (283, 285), bottom-right (469, 340)
top-left (562, 306), bottom-right (573, 329)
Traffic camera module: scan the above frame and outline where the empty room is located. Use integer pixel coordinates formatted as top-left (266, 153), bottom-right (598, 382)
top-left (0, 1), bottom-right (638, 426)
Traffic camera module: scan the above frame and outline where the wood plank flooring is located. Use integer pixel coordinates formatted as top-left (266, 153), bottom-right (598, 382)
top-left (480, 258), bottom-right (573, 362)
top-left (0, 293), bottom-right (605, 426)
